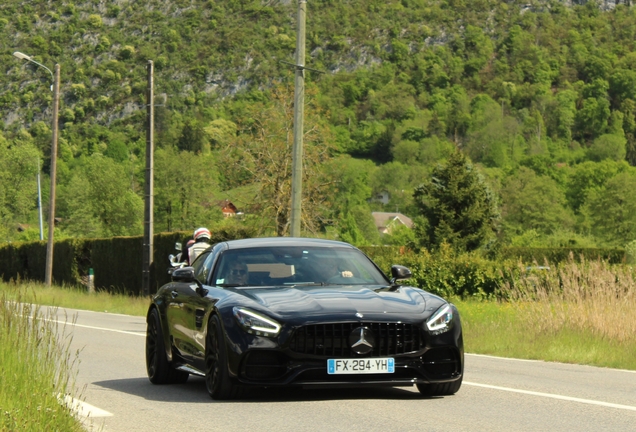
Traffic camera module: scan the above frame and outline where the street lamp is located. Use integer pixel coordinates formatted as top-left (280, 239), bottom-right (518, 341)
top-left (13, 51), bottom-right (54, 91)
top-left (13, 51), bottom-right (60, 287)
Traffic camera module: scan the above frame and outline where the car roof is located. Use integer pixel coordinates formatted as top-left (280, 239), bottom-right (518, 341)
top-left (221, 237), bottom-right (356, 250)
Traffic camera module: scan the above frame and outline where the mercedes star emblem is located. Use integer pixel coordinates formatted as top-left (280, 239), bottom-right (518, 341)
top-left (349, 326), bottom-right (375, 355)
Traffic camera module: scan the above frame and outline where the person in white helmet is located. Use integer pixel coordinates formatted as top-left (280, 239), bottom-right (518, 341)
top-left (183, 227), bottom-right (212, 265)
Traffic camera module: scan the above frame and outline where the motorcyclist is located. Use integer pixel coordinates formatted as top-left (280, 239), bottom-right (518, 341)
top-left (183, 227), bottom-right (212, 265)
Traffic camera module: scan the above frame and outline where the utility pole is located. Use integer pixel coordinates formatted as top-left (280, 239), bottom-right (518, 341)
top-left (44, 64), bottom-right (60, 287)
top-left (290, 0), bottom-right (306, 237)
top-left (37, 158), bottom-right (43, 241)
top-left (142, 60), bottom-right (155, 296)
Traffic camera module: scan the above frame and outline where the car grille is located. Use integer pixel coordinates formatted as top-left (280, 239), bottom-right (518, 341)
top-left (288, 322), bottom-right (424, 356)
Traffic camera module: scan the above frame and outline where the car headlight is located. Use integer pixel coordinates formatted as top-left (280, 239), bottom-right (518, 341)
top-left (233, 307), bottom-right (281, 337)
top-left (426, 304), bottom-right (453, 335)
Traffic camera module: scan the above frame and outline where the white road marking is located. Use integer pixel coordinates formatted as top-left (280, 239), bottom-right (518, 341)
top-left (466, 353), bottom-right (544, 363)
top-left (60, 394), bottom-right (113, 418)
top-left (42, 317), bottom-right (146, 336)
top-left (464, 381), bottom-right (636, 412)
top-left (466, 352), bottom-right (636, 374)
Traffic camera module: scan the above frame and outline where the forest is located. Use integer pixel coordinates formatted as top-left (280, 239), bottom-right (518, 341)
top-left (1, 0), bottom-right (636, 251)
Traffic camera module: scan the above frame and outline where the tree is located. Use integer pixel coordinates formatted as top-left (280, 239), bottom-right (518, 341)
top-left (413, 150), bottom-right (499, 251)
top-left (587, 134), bottom-right (627, 162)
top-left (216, 84), bottom-right (335, 236)
top-left (464, 94), bottom-right (523, 168)
top-left (177, 120), bottom-right (207, 153)
top-left (500, 167), bottom-right (574, 237)
top-left (565, 160), bottom-right (630, 212)
top-left (585, 172), bottom-right (636, 245)
top-left (0, 134), bottom-right (41, 241)
top-left (154, 146), bottom-right (222, 232)
top-left (338, 211), bottom-right (366, 245)
top-left (58, 155), bottom-right (144, 237)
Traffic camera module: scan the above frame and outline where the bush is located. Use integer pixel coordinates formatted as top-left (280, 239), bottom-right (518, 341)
top-left (362, 245), bottom-right (512, 299)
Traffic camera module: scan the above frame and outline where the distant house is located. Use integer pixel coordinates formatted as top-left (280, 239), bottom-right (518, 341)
top-left (372, 212), bottom-right (414, 235)
top-left (370, 191), bottom-right (390, 205)
top-left (218, 199), bottom-right (238, 217)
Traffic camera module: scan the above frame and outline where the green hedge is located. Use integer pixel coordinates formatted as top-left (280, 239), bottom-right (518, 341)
top-left (1, 238), bottom-right (625, 298)
top-left (361, 246), bottom-right (514, 299)
top-left (0, 226), bottom-right (257, 295)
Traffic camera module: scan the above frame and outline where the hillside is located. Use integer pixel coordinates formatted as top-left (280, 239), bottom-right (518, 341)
top-left (1, 0), bottom-right (636, 249)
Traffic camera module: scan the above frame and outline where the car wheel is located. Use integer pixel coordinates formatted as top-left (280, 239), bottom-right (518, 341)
top-left (205, 315), bottom-right (240, 400)
top-left (146, 308), bottom-right (189, 384)
top-left (416, 376), bottom-right (463, 397)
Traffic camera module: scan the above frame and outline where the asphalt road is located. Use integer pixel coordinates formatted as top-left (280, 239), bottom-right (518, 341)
top-left (46, 306), bottom-right (636, 432)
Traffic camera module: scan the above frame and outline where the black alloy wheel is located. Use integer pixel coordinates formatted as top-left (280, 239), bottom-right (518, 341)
top-left (205, 315), bottom-right (239, 400)
top-left (146, 308), bottom-right (189, 384)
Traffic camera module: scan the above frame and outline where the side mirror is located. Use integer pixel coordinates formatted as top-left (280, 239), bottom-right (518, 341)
top-left (175, 242), bottom-right (182, 251)
top-left (172, 266), bottom-right (196, 282)
top-left (390, 265), bottom-right (412, 284)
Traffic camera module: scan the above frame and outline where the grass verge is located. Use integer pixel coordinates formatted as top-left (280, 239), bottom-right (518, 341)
top-left (0, 290), bottom-right (84, 431)
top-left (1, 281), bottom-right (150, 317)
top-left (455, 298), bottom-right (636, 370)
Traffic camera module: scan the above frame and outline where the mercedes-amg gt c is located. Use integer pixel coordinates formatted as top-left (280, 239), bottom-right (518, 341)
top-left (145, 237), bottom-right (463, 399)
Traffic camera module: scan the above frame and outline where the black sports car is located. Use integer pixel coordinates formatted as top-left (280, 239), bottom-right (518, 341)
top-left (145, 237), bottom-right (463, 399)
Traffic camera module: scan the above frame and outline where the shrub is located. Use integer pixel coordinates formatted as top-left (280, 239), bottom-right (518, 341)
top-left (118, 45), bottom-right (135, 60)
top-left (87, 14), bottom-right (103, 28)
top-left (362, 245), bottom-right (511, 299)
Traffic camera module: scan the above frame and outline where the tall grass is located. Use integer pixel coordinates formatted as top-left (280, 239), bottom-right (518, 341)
top-left (0, 290), bottom-right (84, 431)
top-left (1, 280), bottom-right (150, 317)
top-left (500, 256), bottom-right (636, 342)
top-left (459, 255), bottom-right (636, 369)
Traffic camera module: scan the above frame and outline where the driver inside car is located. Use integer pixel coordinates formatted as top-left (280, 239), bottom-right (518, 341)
top-left (320, 257), bottom-right (353, 282)
top-left (226, 261), bottom-right (249, 285)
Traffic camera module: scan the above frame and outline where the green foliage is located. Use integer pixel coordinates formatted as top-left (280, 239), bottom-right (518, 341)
top-left (587, 134), bottom-right (627, 162)
top-left (338, 211), bottom-right (367, 245)
top-left (566, 160), bottom-right (630, 212)
top-left (177, 120), bottom-right (207, 153)
top-left (2, 1), bottom-right (636, 249)
top-left (499, 247), bottom-right (626, 265)
top-left (0, 296), bottom-right (84, 431)
top-left (584, 172), bottom-right (636, 245)
top-left (382, 222), bottom-right (416, 247)
top-left (154, 146), bottom-right (222, 232)
top-left (57, 155), bottom-right (144, 237)
top-left (501, 167), bottom-right (574, 236)
top-left (413, 150), bottom-right (499, 252)
top-left (362, 245), bottom-right (509, 299)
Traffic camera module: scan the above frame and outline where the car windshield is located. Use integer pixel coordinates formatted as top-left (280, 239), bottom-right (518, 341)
top-left (212, 246), bottom-right (389, 287)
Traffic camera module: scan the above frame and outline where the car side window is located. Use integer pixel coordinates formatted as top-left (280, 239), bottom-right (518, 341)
top-left (192, 250), bottom-right (212, 284)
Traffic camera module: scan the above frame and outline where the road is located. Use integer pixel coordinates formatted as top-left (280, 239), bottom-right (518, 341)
top-left (47, 307), bottom-right (636, 432)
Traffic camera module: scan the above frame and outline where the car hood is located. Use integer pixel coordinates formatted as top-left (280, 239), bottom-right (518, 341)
top-left (235, 285), bottom-right (434, 320)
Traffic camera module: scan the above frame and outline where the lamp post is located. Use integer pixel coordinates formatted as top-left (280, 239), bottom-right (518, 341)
top-left (290, 0), bottom-right (307, 237)
top-left (13, 51), bottom-right (60, 287)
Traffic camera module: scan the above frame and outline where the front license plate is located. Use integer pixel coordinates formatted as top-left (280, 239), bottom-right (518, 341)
top-left (327, 358), bottom-right (395, 374)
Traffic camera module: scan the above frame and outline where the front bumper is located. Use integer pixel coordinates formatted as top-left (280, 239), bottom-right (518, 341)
top-left (236, 345), bottom-right (463, 387)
